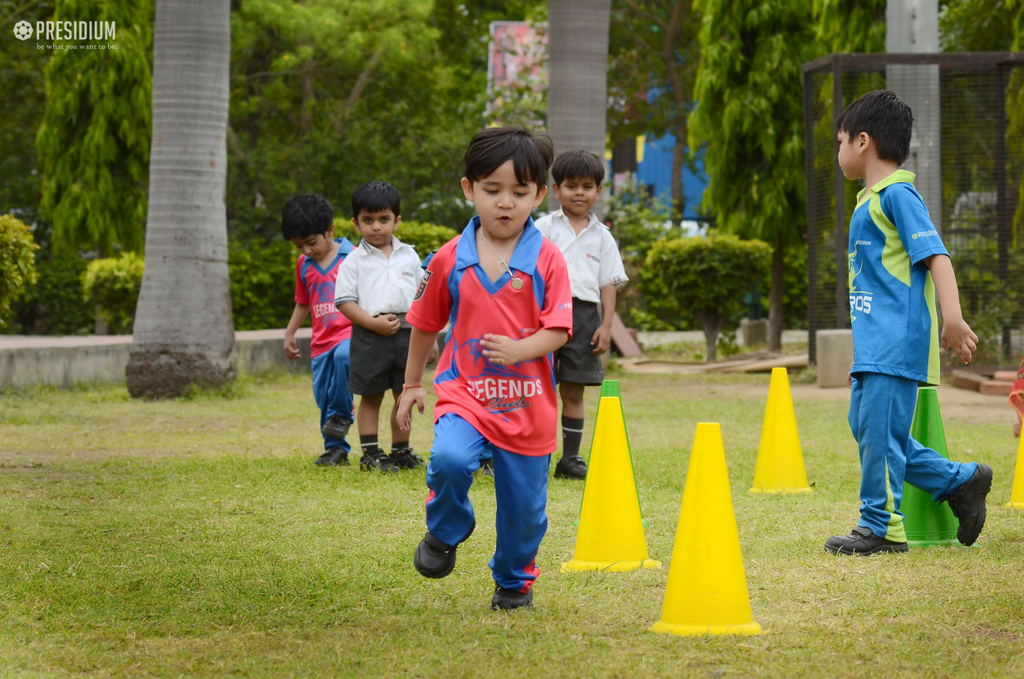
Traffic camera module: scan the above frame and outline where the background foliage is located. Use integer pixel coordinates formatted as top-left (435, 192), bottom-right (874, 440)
top-left (81, 252), bottom-right (145, 335)
top-left (0, 215), bottom-right (39, 329)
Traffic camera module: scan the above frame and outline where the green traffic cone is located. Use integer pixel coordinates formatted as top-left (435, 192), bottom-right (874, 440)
top-left (901, 387), bottom-right (960, 547)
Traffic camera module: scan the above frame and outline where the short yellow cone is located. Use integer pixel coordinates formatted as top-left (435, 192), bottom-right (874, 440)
top-left (562, 381), bottom-right (661, 572)
top-left (749, 367), bottom-right (811, 494)
top-left (1007, 432), bottom-right (1024, 508)
top-left (651, 423), bottom-right (762, 636)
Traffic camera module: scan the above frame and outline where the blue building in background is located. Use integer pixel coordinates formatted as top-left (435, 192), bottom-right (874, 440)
top-left (634, 135), bottom-right (709, 222)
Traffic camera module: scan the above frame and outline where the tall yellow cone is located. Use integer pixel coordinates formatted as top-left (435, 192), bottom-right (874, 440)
top-left (651, 423), bottom-right (762, 636)
top-left (1007, 432), bottom-right (1024, 508)
top-left (562, 381), bottom-right (661, 572)
top-left (749, 367), bottom-right (811, 493)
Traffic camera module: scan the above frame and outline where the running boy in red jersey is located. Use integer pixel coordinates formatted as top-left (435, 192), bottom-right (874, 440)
top-left (282, 194), bottom-right (356, 467)
top-left (396, 127), bottom-right (572, 611)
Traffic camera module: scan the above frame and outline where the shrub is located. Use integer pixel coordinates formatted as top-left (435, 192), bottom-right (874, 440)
top-left (0, 214), bottom-right (39, 329)
top-left (229, 237), bottom-right (297, 331)
top-left (82, 252), bottom-right (145, 335)
top-left (639, 233), bottom-right (772, 360)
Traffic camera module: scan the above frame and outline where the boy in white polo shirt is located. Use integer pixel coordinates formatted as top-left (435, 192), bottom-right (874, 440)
top-left (335, 181), bottom-right (425, 472)
top-left (535, 150), bottom-right (628, 480)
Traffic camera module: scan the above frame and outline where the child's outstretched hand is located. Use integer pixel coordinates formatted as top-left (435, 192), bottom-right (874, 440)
top-left (942, 316), bottom-right (979, 365)
top-left (481, 334), bottom-right (522, 366)
top-left (397, 385), bottom-right (425, 433)
top-left (591, 324), bottom-right (612, 355)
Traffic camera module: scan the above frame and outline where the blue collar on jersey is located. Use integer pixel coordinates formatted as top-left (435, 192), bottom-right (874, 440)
top-left (335, 237), bottom-right (355, 255)
top-left (454, 215), bottom-right (541, 276)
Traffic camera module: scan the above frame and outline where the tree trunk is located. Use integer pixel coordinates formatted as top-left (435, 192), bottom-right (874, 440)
top-left (670, 117), bottom-right (687, 223)
top-left (546, 0), bottom-right (611, 217)
top-left (697, 312), bottom-right (723, 362)
top-left (127, 0), bottom-right (236, 398)
top-left (768, 235), bottom-right (785, 354)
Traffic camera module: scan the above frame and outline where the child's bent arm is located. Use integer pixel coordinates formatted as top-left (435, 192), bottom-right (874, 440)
top-left (337, 301), bottom-right (400, 336)
top-left (924, 254), bottom-right (979, 364)
top-left (397, 327), bottom-right (441, 432)
top-left (284, 303), bottom-right (309, 360)
top-left (481, 328), bottom-right (569, 366)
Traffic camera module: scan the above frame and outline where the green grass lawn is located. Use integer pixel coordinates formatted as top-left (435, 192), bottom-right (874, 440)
top-left (2, 372), bottom-right (1022, 678)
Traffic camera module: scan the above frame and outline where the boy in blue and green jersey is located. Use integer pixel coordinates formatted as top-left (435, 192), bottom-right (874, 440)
top-left (825, 90), bottom-right (992, 555)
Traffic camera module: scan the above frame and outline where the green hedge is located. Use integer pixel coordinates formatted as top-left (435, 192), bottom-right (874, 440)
top-left (0, 215), bottom-right (39, 329)
top-left (82, 252), bottom-right (145, 335)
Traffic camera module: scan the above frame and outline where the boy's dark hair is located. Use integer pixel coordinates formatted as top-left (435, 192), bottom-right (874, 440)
top-left (464, 126), bottom-right (554, 187)
top-left (836, 90), bottom-right (914, 165)
top-left (351, 180), bottom-right (400, 218)
top-left (281, 193), bottom-right (334, 240)
top-left (551, 149), bottom-right (605, 186)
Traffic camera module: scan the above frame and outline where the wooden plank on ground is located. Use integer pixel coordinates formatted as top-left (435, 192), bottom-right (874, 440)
top-left (610, 312), bottom-right (642, 358)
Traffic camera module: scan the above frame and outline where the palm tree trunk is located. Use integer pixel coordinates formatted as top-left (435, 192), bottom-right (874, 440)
top-left (546, 0), bottom-right (611, 217)
top-left (127, 0), bottom-right (236, 398)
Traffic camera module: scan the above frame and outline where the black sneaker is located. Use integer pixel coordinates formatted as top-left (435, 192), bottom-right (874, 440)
top-left (824, 526), bottom-right (908, 555)
top-left (314, 449), bottom-right (349, 467)
top-left (940, 463), bottom-right (993, 546)
top-left (321, 415), bottom-right (353, 440)
top-left (414, 532), bottom-right (458, 578)
top-left (491, 585), bottom-right (533, 611)
top-left (477, 459), bottom-right (494, 477)
top-left (390, 447), bottom-right (425, 469)
top-left (554, 455), bottom-right (587, 480)
top-left (360, 447), bottom-right (396, 472)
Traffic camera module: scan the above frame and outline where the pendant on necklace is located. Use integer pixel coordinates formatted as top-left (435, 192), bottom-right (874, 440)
top-left (511, 277), bottom-right (523, 290)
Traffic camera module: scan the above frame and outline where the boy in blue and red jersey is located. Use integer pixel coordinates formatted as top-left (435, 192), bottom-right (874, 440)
top-left (397, 127), bottom-right (572, 610)
top-left (282, 194), bottom-right (357, 467)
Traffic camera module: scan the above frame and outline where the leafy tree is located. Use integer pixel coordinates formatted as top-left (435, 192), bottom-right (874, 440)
top-left (0, 1), bottom-right (54, 216)
top-left (607, 0), bottom-right (701, 222)
top-left (940, 0), bottom-right (1017, 51)
top-left (127, 0), bottom-right (235, 398)
top-left (639, 233), bottom-right (771, 360)
top-left (0, 214), bottom-right (39, 329)
top-left (814, 0), bottom-right (884, 53)
top-left (82, 252), bottom-right (145, 335)
top-left (35, 0), bottom-right (154, 255)
top-left (689, 0), bottom-right (814, 353)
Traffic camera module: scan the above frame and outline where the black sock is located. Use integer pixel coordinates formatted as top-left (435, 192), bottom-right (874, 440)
top-left (391, 441), bottom-right (410, 454)
top-left (561, 416), bottom-right (584, 459)
top-left (360, 435), bottom-right (378, 455)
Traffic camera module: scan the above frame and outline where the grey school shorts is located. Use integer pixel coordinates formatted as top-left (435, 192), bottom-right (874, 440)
top-left (553, 299), bottom-right (604, 386)
top-left (348, 321), bottom-right (410, 396)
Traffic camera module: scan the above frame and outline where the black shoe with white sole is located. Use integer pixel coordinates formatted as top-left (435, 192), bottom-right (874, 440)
top-left (824, 526), bottom-right (908, 555)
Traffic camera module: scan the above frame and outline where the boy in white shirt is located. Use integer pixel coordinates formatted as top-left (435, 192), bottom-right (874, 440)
top-left (535, 150), bottom-right (628, 480)
top-left (335, 181), bottom-right (425, 472)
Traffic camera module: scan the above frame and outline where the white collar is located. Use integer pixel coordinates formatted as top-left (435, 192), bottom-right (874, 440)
top-left (554, 208), bottom-right (602, 233)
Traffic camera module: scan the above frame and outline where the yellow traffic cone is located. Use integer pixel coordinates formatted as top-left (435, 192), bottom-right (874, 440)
top-left (651, 423), bottom-right (762, 637)
top-left (562, 381), bottom-right (661, 572)
top-left (1007, 432), bottom-right (1024, 508)
top-left (749, 367), bottom-right (812, 494)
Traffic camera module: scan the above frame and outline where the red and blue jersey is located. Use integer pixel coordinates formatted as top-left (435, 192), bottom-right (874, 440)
top-left (407, 217), bottom-right (573, 456)
top-left (295, 238), bottom-right (355, 358)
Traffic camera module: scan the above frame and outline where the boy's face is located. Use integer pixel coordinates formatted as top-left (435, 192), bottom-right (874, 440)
top-left (461, 159), bottom-right (547, 241)
top-left (837, 130), bottom-right (870, 180)
top-left (352, 208), bottom-right (399, 249)
top-left (552, 177), bottom-right (601, 219)
top-left (290, 225), bottom-right (335, 260)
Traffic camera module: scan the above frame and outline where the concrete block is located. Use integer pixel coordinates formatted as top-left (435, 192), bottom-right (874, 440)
top-left (979, 380), bottom-right (1012, 397)
top-left (950, 370), bottom-right (985, 392)
top-left (740, 319), bottom-right (768, 347)
top-left (816, 329), bottom-right (853, 388)
top-left (994, 370), bottom-right (1018, 382)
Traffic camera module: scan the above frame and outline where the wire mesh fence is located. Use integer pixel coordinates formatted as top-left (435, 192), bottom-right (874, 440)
top-left (803, 52), bottom-right (1024, 369)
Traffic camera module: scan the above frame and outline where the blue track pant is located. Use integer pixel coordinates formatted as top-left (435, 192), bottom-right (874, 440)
top-left (425, 414), bottom-right (551, 593)
top-left (850, 372), bottom-right (976, 541)
top-left (310, 340), bottom-right (353, 453)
